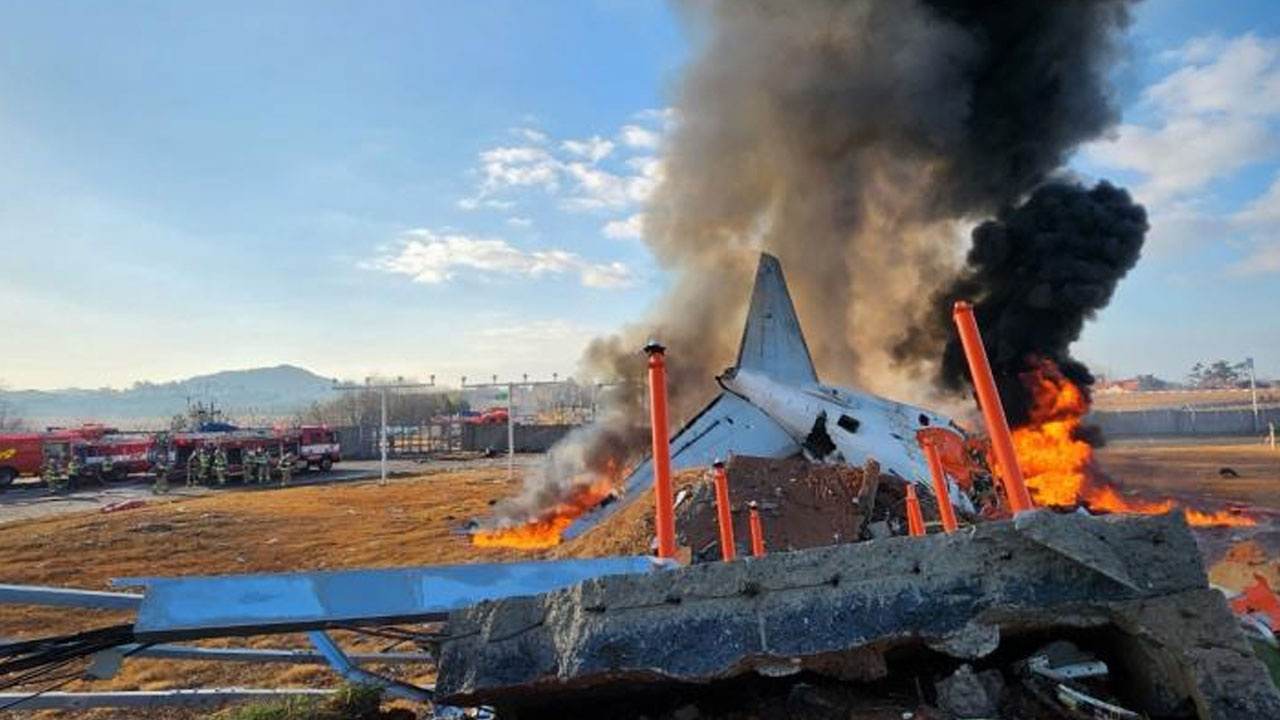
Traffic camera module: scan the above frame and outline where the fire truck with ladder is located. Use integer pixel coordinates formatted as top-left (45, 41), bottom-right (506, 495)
top-left (0, 424), bottom-right (340, 489)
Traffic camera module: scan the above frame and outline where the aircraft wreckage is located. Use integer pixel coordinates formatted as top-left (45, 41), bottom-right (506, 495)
top-left (1, 254), bottom-right (1278, 718)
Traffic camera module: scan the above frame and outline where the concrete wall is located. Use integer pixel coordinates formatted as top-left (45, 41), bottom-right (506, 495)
top-left (335, 426), bottom-right (377, 459)
top-left (1090, 407), bottom-right (1280, 438)
top-left (334, 423), bottom-right (575, 458)
top-left (461, 424), bottom-right (574, 453)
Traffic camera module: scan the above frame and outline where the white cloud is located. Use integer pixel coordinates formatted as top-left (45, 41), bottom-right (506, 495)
top-left (457, 197), bottom-right (516, 211)
top-left (1147, 35), bottom-right (1280, 118)
top-left (619, 124), bottom-right (661, 150)
top-left (1235, 172), bottom-right (1280, 227)
top-left (506, 216), bottom-right (534, 229)
top-left (561, 135), bottom-right (614, 163)
top-left (477, 145), bottom-right (561, 193)
top-left (1227, 171), bottom-right (1280, 274)
top-left (1091, 116), bottom-right (1272, 202)
top-left (562, 156), bottom-right (664, 211)
top-left (472, 319), bottom-right (597, 345)
top-left (1085, 33), bottom-right (1280, 265)
top-left (1085, 34), bottom-right (1280, 204)
top-left (511, 127), bottom-right (548, 144)
top-left (460, 112), bottom-right (671, 223)
top-left (369, 229), bottom-right (634, 289)
top-left (635, 107), bottom-right (678, 130)
top-left (603, 213), bottom-right (645, 240)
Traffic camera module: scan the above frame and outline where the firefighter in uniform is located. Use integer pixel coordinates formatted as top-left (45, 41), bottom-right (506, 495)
top-left (43, 456), bottom-right (63, 494)
top-left (242, 449), bottom-right (256, 484)
top-left (196, 446), bottom-right (211, 486)
top-left (185, 449), bottom-right (199, 487)
top-left (278, 451), bottom-right (294, 486)
top-left (213, 446), bottom-right (228, 485)
top-left (153, 455), bottom-right (170, 494)
top-left (66, 452), bottom-right (82, 490)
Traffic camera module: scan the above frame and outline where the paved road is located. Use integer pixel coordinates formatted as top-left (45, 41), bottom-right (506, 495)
top-left (0, 467), bottom-right (380, 525)
top-left (0, 455), bottom-right (542, 525)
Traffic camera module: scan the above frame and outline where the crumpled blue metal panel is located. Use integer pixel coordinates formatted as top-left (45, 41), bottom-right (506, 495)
top-left (118, 557), bottom-right (671, 641)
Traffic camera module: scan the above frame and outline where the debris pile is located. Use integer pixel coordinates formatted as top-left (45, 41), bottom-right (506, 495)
top-left (438, 511), bottom-right (1280, 719)
top-left (674, 456), bottom-right (881, 561)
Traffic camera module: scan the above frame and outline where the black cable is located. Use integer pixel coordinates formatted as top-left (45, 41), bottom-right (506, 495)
top-left (0, 641), bottom-right (154, 710)
top-left (0, 625), bottom-right (135, 675)
top-left (0, 666), bottom-right (85, 711)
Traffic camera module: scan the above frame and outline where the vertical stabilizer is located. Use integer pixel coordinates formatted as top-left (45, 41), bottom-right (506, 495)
top-left (734, 253), bottom-right (818, 384)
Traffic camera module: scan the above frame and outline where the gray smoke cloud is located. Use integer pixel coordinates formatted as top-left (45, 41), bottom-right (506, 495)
top-left (493, 0), bottom-right (1139, 526)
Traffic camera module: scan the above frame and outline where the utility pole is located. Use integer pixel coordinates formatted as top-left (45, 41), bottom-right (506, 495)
top-left (463, 375), bottom-right (566, 481)
top-left (589, 380), bottom-right (634, 423)
top-left (1247, 357), bottom-right (1260, 434)
top-left (332, 376), bottom-right (436, 485)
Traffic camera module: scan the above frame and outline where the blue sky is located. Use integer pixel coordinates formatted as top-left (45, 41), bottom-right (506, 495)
top-left (1, 0), bottom-right (1277, 390)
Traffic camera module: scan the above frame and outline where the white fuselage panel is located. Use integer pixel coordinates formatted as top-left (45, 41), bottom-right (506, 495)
top-left (718, 369), bottom-right (953, 485)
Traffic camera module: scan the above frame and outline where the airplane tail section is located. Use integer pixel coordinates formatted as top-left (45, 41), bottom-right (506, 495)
top-left (735, 253), bottom-right (818, 385)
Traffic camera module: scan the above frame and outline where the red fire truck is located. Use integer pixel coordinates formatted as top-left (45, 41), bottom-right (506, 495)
top-left (0, 424), bottom-right (339, 488)
top-left (0, 425), bottom-right (161, 488)
top-left (164, 425), bottom-right (341, 482)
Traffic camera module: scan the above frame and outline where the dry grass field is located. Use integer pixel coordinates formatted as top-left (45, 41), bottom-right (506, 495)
top-left (1, 443), bottom-right (1278, 717)
top-left (1095, 442), bottom-right (1280, 511)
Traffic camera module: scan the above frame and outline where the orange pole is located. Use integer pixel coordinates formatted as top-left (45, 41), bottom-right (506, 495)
top-left (921, 437), bottom-right (958, 533)
top-left (951, 301), bottom-right (1034, 514)
top-left (644, 341), bottom-right (677, 560)
top-left (712, 460), bottom-right (736, 561)
top-left (905, 484), bottom-right (926, 536)
top-left (747, 501), bottom-right (765, 557)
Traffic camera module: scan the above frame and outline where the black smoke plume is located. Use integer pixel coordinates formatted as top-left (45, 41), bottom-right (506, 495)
top-left (492, 0), bottom-right (1142, 526)
top-left (902, 181), bottom-right (1148, 425)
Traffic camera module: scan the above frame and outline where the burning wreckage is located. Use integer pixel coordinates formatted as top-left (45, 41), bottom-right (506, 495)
top-left (2, 253), bottom-right (1278, 719)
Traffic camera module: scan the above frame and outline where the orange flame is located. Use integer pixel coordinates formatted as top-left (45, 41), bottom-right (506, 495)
top-left (1011, 360), bottom-right (1253, 528)
top-left (471, 476), bottom-right (617, 550)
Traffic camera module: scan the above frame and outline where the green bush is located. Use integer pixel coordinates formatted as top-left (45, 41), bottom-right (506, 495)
top-left (215, 683), bottom-right (386, 720)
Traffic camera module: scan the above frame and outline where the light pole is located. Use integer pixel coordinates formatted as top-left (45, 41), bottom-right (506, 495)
top-left (1247, 357), bottom-right (1260, 434)
top-left (332, 376), bottom-right (436, 485)
top-left (463, 375), bottom-right (567, 481)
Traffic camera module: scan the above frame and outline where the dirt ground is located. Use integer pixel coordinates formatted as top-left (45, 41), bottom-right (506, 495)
top-left (0, 460), bottom-right (548, 719)
top-left (1095, 442), bottom-right (1280, 512)
top-left (2, 443), bottom-right (1279, 717)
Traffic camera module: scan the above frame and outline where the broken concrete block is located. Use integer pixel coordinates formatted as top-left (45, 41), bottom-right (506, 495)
top-left (437, 511), bottom-right (1280, 719)
top-left (934, 664), bottom-right (1002, 718)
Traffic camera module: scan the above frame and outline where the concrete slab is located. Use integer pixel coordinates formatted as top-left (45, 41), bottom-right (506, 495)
top-left (437, 511), bottom-right (1280, 719)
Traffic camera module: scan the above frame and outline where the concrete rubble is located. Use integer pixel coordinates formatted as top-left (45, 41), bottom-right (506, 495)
top-left (438, 511), bottom-right (1280, 719)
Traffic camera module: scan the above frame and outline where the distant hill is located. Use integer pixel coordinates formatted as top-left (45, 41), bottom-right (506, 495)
top-left (0, 365), bottom-right (335, 428)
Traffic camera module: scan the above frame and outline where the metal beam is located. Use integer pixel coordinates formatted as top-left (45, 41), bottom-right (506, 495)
top-left (308, 631), bottom-right (434, 703)
top-left (0, 688), bottom-right (337, 710)
top-left (0, 583), bottom-right (142, 610)
top-left (116, 556), bottom-right (673, 641)
top-left (104, 642), bottom-right (434, 665)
